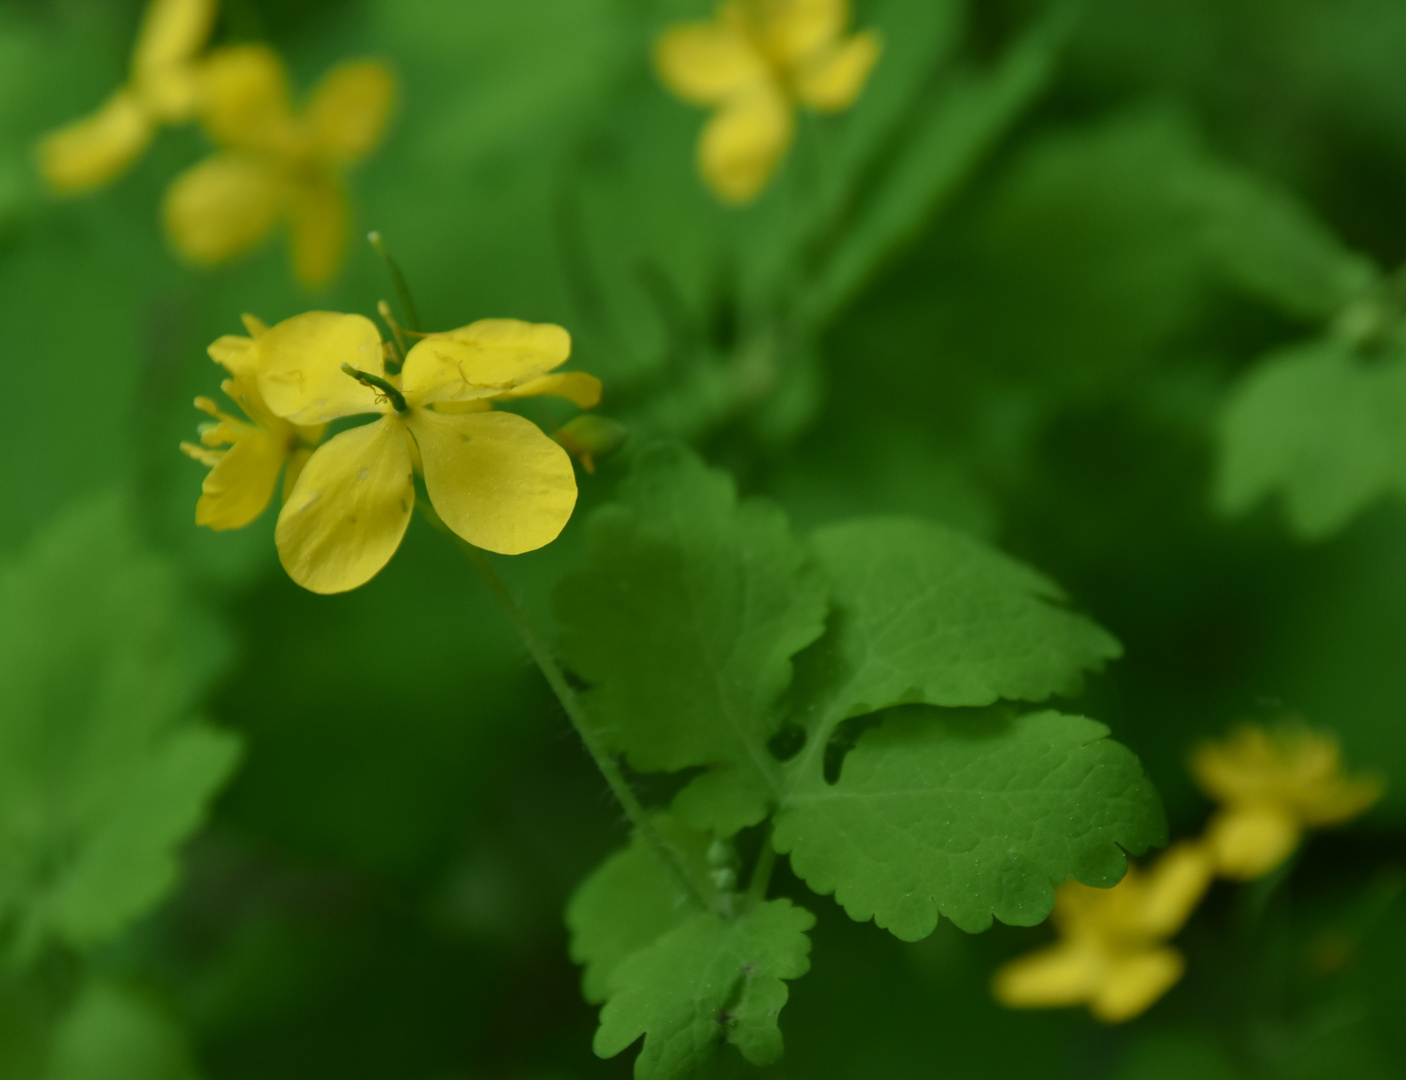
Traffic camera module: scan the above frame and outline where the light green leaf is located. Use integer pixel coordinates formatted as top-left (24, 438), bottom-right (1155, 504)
top-left (1215, 338), bottom-right (1406, 538)
top-left (47, 979), bottom-right (199, 1080)
top-left (773, 709), bottom-right (1165, 939)
top-left (0, 494), bottom-right (242, 960)
top-left (593, 899), bottom-right (814, 1079)
top-left (567, 818), bottom-right (716, 1005)
top-left (555, 444), bottom-right (828, 834)
top-left (793, 517), bottom-right (1122, 727)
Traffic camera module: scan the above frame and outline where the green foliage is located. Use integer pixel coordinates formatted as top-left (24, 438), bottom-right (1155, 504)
top-left (556, 444), bottom-right (828, 835)
top-left (1216, 338), bottom-right (1406, 538)
top-left (47, 979), bottom-right (199, 1080)
top-left (774, 709), bottom-right (1164, 937)
top-left (593, 899), bottom-right (814, 1078)
top-left (0, 494), bottom-right (241, 961)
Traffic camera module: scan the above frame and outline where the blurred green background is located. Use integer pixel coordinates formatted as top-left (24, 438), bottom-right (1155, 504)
top-left (2, 0), bottom-right (1405, 1076)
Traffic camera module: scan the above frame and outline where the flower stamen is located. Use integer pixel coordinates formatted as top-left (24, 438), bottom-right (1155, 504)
top-left (341, 362), bottom-right (408, 413)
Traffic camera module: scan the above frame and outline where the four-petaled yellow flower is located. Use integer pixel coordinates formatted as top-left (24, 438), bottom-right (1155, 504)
top-left (38, 0), bottom-right (216, 193)
top-left (163, 45), bottom-right (396, 286)
top-left (655, 0), bottom-right (881, 203)
top-left (180, 314), bottom-right (325, 530)
top-left (250, 312), bottom-right (599, 594)
top-left (992, 843), bottom-right (1215, 1023)
top-left (1192, 724), bottom-right (1383, 880)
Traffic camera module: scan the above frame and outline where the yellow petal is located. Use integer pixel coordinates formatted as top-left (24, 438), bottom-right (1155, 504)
top-left (699, 84), bottom-right (794, 204)
top-left (1089, 947), bottom-right (1184, 1023)
top-left (1136, 842), bottom-right (1214, 938)
top-left (654, 20), bottom-right (769, 106)
top-left (759, 0), bottom-right (846, 63)
top-left (1296, 773), bottom-right (1383, 826)
top-left (131, 0), bottom-right (217, 119)
top-left (275, 418), bottom-right (414, 594)
top-left (305, 60), bottom-right (397, 164)
top-left (283, 445), bottom-right (314, 502)
top-left (257, 311), bottom-right (386, 425)
top-left (408, 409), bottom-right (577, 555)
top-left (496, 371), bottom-right (602, 409)
top-left (36, 90), bottom-right (153, 194)
top-left (133, 0), bottom-right (216, 76)
top-left (208, 332), bottom-right (258, 379)
top-left (401, 320), bottom-right (572, 405)
top-left (288, 175), bottom-right (348, 287)
top-left (992, 940), bottom-right (1103, 1009)
top-left (793, 29), bottom-right (880, 112)
top-left (199, 44), bottom-right (298, 153)
top-left (163, 152), bottom-right (287, 266)
top-left (194, 429), bottom-right (287, 531)
top-left (1205, 804), bottom-right (1302, 880)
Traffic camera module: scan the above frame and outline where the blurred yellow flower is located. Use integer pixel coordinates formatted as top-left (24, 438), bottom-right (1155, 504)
top-left (655, 0), bottom-right (880, 203)
top-left (993, 843), bottom-right (1214, 1023)
top-left (37, 0), bottom-right (216, 193)
top-left (253, 313), bottom-right (598, 594)
top-left (1192, 724), bottom-right (1383, 880)
top-left (180, 314), bottom-right (325, 530)
top-left (163, 45), bottom-right (396, 286)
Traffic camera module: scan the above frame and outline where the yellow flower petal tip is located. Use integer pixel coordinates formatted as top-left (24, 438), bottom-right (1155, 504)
top-left (163, 45), bottom-right (396, 284)
top-left (189, 308), bottom-right (598, 592)
top-left (1192, 723), bottom-right (1383, 879)
top-left (35, 0), bottom-right (215, 194)
top-left (656, 0), bottom-right (881, 203)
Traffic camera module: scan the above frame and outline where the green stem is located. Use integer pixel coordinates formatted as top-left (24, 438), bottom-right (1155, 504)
top-left (745, 827), bottom-right (777, 907)
top-left (368, 231), bottom-right (422, 333)
top-left (429, 509), bottom-right (708, 912)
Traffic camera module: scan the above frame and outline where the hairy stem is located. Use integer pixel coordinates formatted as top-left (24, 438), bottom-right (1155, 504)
top-left (429, 507), bottom-right (708, 912)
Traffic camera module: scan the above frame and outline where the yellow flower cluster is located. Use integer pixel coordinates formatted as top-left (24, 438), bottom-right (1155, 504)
top-left (183, 310), bottom-right (600, 593)
top-left (993, 723), bottom-right (1381, 1023)
top-left (655, 0), bottom-right (881, 203)
top-left (37, 0), bottom-right (394, 286)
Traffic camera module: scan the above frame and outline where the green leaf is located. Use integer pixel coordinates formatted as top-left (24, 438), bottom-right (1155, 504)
top-left (1182, 159), bottom-right (1379, 321)
top-left (555, 443), bottom-right (828, 834)
top-left (0, 494), bottom-right (242, 961)
top-left (593, 899), bottom-right (814, 1079)
top-left (772, 709), bottom-right (1165, 939)
top-left (47, 979), bottom-right (199, 1080)
top-left (567, 818), bottom-right (716, 1005)
top-left (1215, 338), bottom-right (1406, 538)
top-left (793, 517), bottom-right (1122, 726)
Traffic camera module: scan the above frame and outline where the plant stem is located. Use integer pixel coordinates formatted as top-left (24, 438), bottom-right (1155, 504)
top-left (368, 231), bottom-right (422, 332)
top-left (745, 827), bottom-right (777, 907)
top-left (445, 526), bottom-right (708, 912)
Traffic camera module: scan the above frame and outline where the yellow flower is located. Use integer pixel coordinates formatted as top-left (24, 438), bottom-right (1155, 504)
top-left (163, 45), bottom-right (395, 286)
top-left (655, 0), bottom-right (881, 203)
top-left (1192, 724), bottom-right (1383, 880)
top-left (37, 0), bottom-right (216, 193)
top-left (993, 843), bottom-right (1214, 1023)
top-left (253, 312), bottom-right (599, 594)
top-left (180, 314), bottom-right (325, 530)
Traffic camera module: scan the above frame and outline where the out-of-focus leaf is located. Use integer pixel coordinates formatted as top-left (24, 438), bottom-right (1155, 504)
top-left (773, 708), bottom-right (1165, 938)
top-left (0, 494), bottom-right (241, 960)
top-left (555, 443), bottom-right (828, 835)
top-left (802, 6), bottom-right (1068, 324)
top-left (47, 979), bottom-right (199, 1080)
top-left (592, 899), bottom-right (814, 1079)
top-left (1215, 337), bottom-right (1406, 538)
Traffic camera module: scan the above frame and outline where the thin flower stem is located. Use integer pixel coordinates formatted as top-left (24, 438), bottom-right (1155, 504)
top-left (427, 508), bottom-right (708, 912)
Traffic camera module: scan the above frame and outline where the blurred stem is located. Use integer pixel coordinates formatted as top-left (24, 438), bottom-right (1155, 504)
top-left (745, 828), bottom-right (777, 907)
top-left (420, 503), bottom-right (708, 912)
